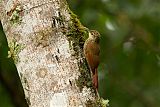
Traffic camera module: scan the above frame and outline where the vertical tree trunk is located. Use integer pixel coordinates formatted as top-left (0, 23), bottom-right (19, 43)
top-left (0, 0), bottom-right (106, 107)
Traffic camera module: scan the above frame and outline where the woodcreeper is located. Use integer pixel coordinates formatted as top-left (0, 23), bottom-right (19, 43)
top-left (83, 30), bottom-right (100, 89)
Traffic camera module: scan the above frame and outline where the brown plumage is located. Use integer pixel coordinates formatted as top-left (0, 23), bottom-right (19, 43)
top-left (83, 30), bottom-right (100, 89)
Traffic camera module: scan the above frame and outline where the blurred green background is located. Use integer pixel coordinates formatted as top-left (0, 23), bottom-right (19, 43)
top-left (0, 0), bottom-right (160, 107)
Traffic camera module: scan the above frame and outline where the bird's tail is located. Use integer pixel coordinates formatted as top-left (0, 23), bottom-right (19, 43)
top-left (93, 69), bottom-right (100, 97)
top-left (93, 68), bottom-right (98, 89)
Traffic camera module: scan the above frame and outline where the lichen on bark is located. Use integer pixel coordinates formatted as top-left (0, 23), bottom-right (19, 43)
top-left (7, 4), bottom-right (23, 25)
top-left (8, 38), bottom-right (25, 64)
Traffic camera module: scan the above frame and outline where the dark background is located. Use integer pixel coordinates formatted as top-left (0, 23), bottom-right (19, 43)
top-left (0, 0), bottom-right (160, 107)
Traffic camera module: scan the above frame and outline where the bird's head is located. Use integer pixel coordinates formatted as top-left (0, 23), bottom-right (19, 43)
top-left (89, 30), bottom-right (100, 43)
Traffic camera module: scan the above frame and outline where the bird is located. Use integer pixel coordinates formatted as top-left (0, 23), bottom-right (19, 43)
top-left (83, 30), bottom-right (100, 90)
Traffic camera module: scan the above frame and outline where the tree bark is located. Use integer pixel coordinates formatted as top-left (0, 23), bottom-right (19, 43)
top-left (0, 0), bottom-right (103, 106)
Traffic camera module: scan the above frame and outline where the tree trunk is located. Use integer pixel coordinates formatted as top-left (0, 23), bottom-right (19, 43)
top-left (0, 0), bottom-right (105, 106)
